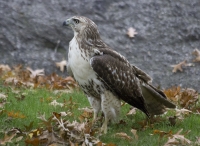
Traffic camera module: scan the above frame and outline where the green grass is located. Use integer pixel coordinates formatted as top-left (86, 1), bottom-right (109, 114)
top-left (0, 83), bottom-right (200, 146)
top-left (0, 87), bottom-right (87, 130)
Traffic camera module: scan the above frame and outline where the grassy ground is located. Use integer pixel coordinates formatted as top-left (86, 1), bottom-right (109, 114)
top-left (0, 82), bottom-right (200, 146)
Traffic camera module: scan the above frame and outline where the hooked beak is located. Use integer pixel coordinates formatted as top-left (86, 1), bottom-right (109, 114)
top-left (63, 19), bottom-right (71, 26)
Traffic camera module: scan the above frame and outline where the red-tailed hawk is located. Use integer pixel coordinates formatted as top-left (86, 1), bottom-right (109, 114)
top-left (63, 16), bottom-right (176, 133)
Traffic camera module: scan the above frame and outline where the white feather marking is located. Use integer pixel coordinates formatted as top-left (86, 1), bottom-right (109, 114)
top-left (94, 49), bottom-right (103, 55)
top-left (68, 37), bottom-right (101, 87)
top-left (90, 57), bottom-right (94, 67)
top-left (112, 69), bottom-right (116, 75)
top-left (123, 73), bottom-right (126, 78)
top-left (121, 81), bottom-right (125, 88)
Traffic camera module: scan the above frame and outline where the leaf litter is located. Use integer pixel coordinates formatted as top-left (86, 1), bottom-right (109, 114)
top-left (0, 64), bottom-right (200, 145)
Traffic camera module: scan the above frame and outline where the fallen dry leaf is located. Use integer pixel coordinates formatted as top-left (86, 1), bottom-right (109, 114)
top-left (192, 48), bottom-right (200, 62)
top-left (131, 129), bottom-right (138, 140)
top-left (164, 86), bottom-right (198, 110)
top-left (164, 86), bottom-right (181, 102)
top-left (0, 64), bottom-right (78, 91)
top-left (164, 129), bottom-right (191, 146)
top-left (4, 77), bottom-right (19, 85)
top-left (7, 110), bottom-right (26, 119)
top-left (14, 136), bottom-right (23, 143)
top-left (179, 88), bottom-right (198, 109)
top-left (0, 93), bottom-right (7, 100)
top-left (0, 128), bottom-right (20, 145)
top-left (60, 111), bottom-right (72, 117)
top-left (0, 65), bottom-right (95, 145)
top-left (171, 60), bottom-right (187, 73)
top-left (53, 89), bottom-right (73, 94)
top-left (195, 137), bottom-right (200, 145)
top-left (78, 107), bottom-right (93, 113)
top-left (115, 132), bottom-right (132, 141)
top-left (175, 108), bottom-right (192, 119)
top-left (0, 64), bottom-right (11, 72)
top-left (26, 67), bottom-right (44, 78)
top-left (185, 63), bottom-right (195, 67)
top-left (25, 137), bottom-right (40, 146)
top-left (37, 112), bottom-right (47, 122)
top-left (49, 100), bottom-right (64, 108)
top-left (60, 76), bottom-right (78, 88)
top-left (28, 129), bottom-right (42, 138)
top-left (0, 102), bottom-right (6, 108)
top-left (126, 107), bottom-right (137, 116)
top-left (153, 129), bottom-right (172, 139)
top-left (13, 64), bottom-right (23, 72)
top-left (120, 102), bottom-right (125, 107)
top-left (127, 27), bottom-right (137, 38)
top-left (79, 107), bottom-right (93, 122)
top-left (56, 60), bottom-right (67, 72)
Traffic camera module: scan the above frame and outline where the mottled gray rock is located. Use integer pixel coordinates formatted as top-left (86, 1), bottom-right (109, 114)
top-left (0, 0), bottom-right (200, 90)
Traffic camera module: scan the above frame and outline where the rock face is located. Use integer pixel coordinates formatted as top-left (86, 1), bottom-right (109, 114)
top-left (0, 0), bottom-right (200, 90)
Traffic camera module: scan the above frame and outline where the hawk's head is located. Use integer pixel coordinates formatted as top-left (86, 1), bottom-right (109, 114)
top-left (63, 16), bottom-right (98, 34)
top-left (63, 16), bottom-right (106, 47)
top-left (63, 16), bottom-right (102, 43)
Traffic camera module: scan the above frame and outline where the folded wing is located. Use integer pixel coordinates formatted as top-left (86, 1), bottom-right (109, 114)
top-left (90, 50), bottom-right (175, 116)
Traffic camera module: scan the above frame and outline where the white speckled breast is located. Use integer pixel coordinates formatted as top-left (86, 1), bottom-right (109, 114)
top-left (68, 37), bottom-right (104, 97)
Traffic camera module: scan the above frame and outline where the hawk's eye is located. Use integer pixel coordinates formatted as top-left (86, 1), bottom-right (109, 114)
top-left (73, 19), bottom-right (79, 24)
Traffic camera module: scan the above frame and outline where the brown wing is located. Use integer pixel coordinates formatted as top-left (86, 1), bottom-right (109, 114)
top-left (95, 47), bottom-right (152, 83)
top-left (132, 65), bottom-right (152, 83)
top-left (90, 53), bottom-right (150, 116)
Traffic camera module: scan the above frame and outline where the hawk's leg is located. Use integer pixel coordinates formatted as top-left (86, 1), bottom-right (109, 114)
top-left (87, 96), bottom-right (101, 123)
top-left (100, 90), bottom-right (121, 134)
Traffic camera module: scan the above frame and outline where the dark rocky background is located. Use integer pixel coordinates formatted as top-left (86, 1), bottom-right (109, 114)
top-left (0, 0), bottom-right (200, 91)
